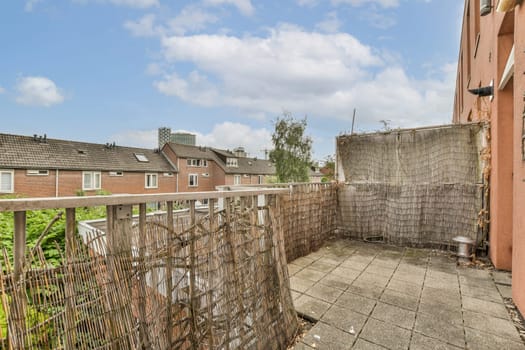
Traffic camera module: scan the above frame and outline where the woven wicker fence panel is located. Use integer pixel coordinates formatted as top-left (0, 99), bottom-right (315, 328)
top-left (337, 124), bottom-right (485, 247)
top-left (1, 197), bottom-right (298, 349)
top-left (280, 183), bottom-right (338, 262)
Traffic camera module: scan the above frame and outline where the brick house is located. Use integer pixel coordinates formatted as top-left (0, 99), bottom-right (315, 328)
top-left (162, 143), bottom-right (275, 192)
top-left (0, 133), bottom-right (177, 197)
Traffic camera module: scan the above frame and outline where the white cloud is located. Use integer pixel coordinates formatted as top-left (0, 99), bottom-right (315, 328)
top-left (296, 0), bottom-right (319, 7)
top-left (204, 0), bottom-right (255, 16)
top-left (73, 0), bottom-right (158, 8)
top-left (331, 0), bottom-right (399, 8)
top-left (315, 12), bottom-right (342, 33)
top-left (124, 14), bottom-right (162, 37)
top-left (24, 0), bottom-right (42, 11)
top-left (361, 8), bottom-right (397, 29)
top-left (152, 25), bottom-right (454, 129)
top-left (111, 122), bottom-right (272, 157)
top-left (0, 86), bottom-right (5, 94)
top-left (168, 6), bottom-right (218, 35)
top-left (15, 76), bottom-right (65, 107)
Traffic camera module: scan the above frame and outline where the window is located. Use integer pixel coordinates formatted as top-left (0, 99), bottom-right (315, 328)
top-left (109, 171), bottom-right (124, 177)
top-left (145, 173), bottom-right (158, 189)
top-left (187, 159), bottom-right (208, 167)
top-left (27, 170), bottom-right (49, 176)
top-left (163, 172), bottom-right (173, 177)
top-left (0, 170), bottom-right (14, 193)
top-left (226, 158), bottom-right (238, 167)
top-left (202, 173), bottom-right (209, 177)
top-left (83, 171), bottom-right (101, 190)
top-left (258, 175), bottom-right (264, 184)
top-left (134, 153), bottom-right (149, 162)
top-left (234, 175), bottom-right (241, 185)
top-left (189, 174), bottom-right (198, 187)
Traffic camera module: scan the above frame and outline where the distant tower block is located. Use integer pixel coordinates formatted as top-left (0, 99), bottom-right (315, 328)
top-left (171, 132), bottom-right (196, 146)
top-left (158, 127), bottom-right (171, 149)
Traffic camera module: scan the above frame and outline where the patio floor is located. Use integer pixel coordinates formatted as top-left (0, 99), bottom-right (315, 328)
top-left (288, 239), bottom-right (525, 350)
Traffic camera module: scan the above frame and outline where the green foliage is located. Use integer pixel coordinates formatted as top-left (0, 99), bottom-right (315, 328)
top-left (95, 189), bottom-right (111, 196)
top-left (269, 112), bottom-right (313, 183)
top-left (75, 189), bottom-right (85, 197)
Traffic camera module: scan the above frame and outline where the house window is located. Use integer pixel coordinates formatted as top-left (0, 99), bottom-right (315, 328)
top-left (109, 171), bottom-right (124, 177)
top-left (83, 171), bottom-right (101, 190)
top-left (163, 172), bottom-right (173, 177)
top-left (187, 159), bottom-right (208, 167)
top-left (134, 153), bottom-right (149, 162)
top-left (189, 174), bottom-right (198, 187)
top-left (27, 170), bottom-right (49, 176)
top-left (0, 170), bottom-right (14, 193)
top-left (258, 175), bottom-right (264, 184)
top-left (145, 173), bottom-right (158, 189)
top-left (226, 158), bottom-right (238, 167)
top-left (234, 175), bottom-right (241, 185)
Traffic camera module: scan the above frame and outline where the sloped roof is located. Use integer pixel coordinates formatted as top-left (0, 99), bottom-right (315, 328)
top-left (0, 133), bottom-right (176, 172)
top-left (166, 143), bottom-right (217, 160)
top-left (233, 157), bottom-right (275, 175)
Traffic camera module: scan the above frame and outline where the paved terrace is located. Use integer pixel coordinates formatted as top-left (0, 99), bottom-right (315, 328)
top-left (288, 239), bottom-right (525, 350)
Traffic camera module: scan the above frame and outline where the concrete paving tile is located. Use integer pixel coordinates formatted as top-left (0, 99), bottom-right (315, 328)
top-left (492, 270), bottom-right (512, 286)
top-left (295, 268), bottom-right (328, 283)
top-left (421, 286), bottom-right (462, 309)
top-left (379, 289), bottom-right (419, 311)
top-left (496, 284), bottom-right (512, 299)
top-left (404, 248), bottom-right (430, 259)
top-left (410, 332), bottom-right (463, 350)
top-left (341, 259), bottom-right (372, 271)
top-left (306, 283), bottom-right (344, 303)
top-left (294, 294), bottom-right (331, 321)
top-left (386, 278), bottom-right (422, 297)
top-left (332, 266), bottom-right (363, 281)
top-left (302, 321), bottom-right (355, 350)
top-left (371, 257), bottom-right (401, 268)
top-left (423, 277), bottom-right (460, 292)
top-left (317, 256), bottom-right (343, 266)
top-left (391, 271), bottom-right (425, 286)
top-left (290, 276), bottom-right (316, 293)
top-left (396, 264), bottom-right (426, 275)
top-left (465, 327), bottom-right (525, 350)
top-left (354, 273), bottom-right (390, 288)
top-left (459, 275), bottom-right (495, 290)
top-left (457, 267), bottom-right (491, 280)
top-left (288, 263), bottom-right (304, 276)
top-left (348, 281), bottom-right (384, 300)
top-left (463, 310), bottom-right (522, 342)
top-left (321, 304), bottom-right (367, 335)
top-left (426, 269), bottom-right (458, 283)
top-left (309, 260), bottom-right (337, 273)
top-left (418, 301), bottom-right (463, 326)
top-left (462, 295), bottom-right (509, 319)
top-left (370, 301), bottom-right (416, 330)
top-left (364, 264), bottom-right (396, 278)
top-left (292, 341), bottom-right (315, 349)
top-left (335, 292), bottom-right (377, 316)
top-left (291, 290), bottom-right (302, 301)
top-left (319, 274), bottom-right (353, 291)
top-left (292, 256), bottom-right (316, 267)
top-left (400, 257), bottom-right (428, 267)
top-left (351, 339), bottom-right (388, 349)
top-left (414, 312), bottom-right (465, 348)
top-left (460, 283), bottom-right (502, 303)
top-left (360, 318), bottom-right (411, 350)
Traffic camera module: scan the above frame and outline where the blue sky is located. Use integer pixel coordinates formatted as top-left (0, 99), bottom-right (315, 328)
top-left (0, 0), bottom-right (463, 161)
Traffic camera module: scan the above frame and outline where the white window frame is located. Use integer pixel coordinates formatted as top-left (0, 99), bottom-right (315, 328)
top-left (145, 173), bottom-right (158, 189)
top-left (27, 169), bottom-right (49, 176)
top-left (0, 170), bottom-right (14, 193)
top-left (258, 175), bottom-right (264, 184)
top-left (226, 158), bottom-right (238, 167)
top-left (82, 171), bottom-right (101, 191)
top-left (163, 172), bottom-right (173, 177)
top-left (234, 175), bottom-right (241, 185)
top-left (109, 171), bottom-right (124, 177)
top-left (189, 174), bottom-right (198, 187)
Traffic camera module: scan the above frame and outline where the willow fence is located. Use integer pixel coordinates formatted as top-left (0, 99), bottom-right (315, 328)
top-left (0, 189), bottom-right (299, 349)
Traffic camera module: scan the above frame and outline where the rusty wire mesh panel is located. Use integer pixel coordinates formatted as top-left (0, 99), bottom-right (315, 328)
top-left (337, 124), bottom-right (487, 248)
top-left (0, 195), bottom-right (298, 349)
top-left (279, 183), bottom-right (338, 262)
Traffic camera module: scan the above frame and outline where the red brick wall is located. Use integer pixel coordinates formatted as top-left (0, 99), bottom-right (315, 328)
top-left (11, 169), bottom-right (176, 198)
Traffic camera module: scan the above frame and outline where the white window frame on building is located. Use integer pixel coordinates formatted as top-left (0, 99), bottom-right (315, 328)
top-left (145, 173), bottom-right (158, 189)
top-left (0, 170), bottom-right (14, 193)
top-left (226, 158), bottom-right (238, 167)
top-left (234, 175), bottom-right (241, 185)
top-left (258, 175), bottom-right (264, 184)
top-left (189, 174), bottom-right (198, 187)
top-left (109, 171), bottom-right (124, 177)
top-left (27, 169), bottom-right (49, 176)
top-left (187, 159), bottom-right (208, 167)
top-left (82, 171), bottom-right (101, 191)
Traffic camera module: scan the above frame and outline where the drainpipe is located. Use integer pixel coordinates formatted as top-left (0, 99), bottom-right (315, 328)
top-left (55, 169), bottom-right (59, 197)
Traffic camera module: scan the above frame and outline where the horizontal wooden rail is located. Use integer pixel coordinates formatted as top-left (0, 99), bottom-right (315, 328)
top-left (0, 188), bottom-right (289, 211)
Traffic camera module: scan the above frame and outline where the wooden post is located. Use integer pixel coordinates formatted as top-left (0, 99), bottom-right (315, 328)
top-left (64, 208), bottom-right (77, 349)
top-left (207, 198), bottom-right (215, 348)
top-left (138, 203), bottom-right (151, 349)
top-left (166, 201), bottom-right (173, 348)
top-left (189, 200), bottom-right (199, 348)
top-left (9, 211), bottom-right (27, 348)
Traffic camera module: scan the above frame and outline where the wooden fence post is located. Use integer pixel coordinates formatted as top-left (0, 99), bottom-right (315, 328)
top-left (166, 201), bottom-right (174, 348)
top-left (138, 203), bottom-right (151, 348)
top-left (64, 208), bottom-right (77, 349)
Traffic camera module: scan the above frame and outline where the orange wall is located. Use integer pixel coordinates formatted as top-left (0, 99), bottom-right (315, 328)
top-left (512, 3), bottom-right (525, 317)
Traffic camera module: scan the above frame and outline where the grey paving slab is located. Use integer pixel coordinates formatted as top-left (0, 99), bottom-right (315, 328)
top-left (319, 274), bottom-right (353, 291)
top-left (386, 278), bottom-right (422, 297)
top-left (335, 292), bottom-right (377, 316)
top-left (291, 290), bottom-right (302, 301)
top-left (348, 281), bottom-right (384, 300)
top-left (414, 312), bottom-right (465, 348)
top-left (293, 256), bottom-right (316, 267)
top-left (423, 276), bottom-right (460, 292)
top-left (290, 276), bottom-right (316, 293)
top-left (364, 264), bottom-right (396, 277)
top-left (464, 327), bottom-right (525, 350)
top-left (463, 310), bottom-right (522, 342)
top-left (410, 332), bottom-right (463, 350)
top-left (288, 263), bottom-right (304, 276)
top-left (306, 282), bottom-right (344, 303)
top-left (360, 318), bottom-right (411, 350)
top-left (351, 338), bottom-right (388, 349)
top-left (332, 266), bottom-right (364, 281)
top-left (295, 268), bottom-right (328, 283)
top-left (309, 260), bottom-right (338, 273)
top-left (391, 271), bottom-right (425, 286)
top-left (295, 294), bottom-right (331, 321)
top-left (353, 273), bottom-right (390, 288)
top-left (418, 301), bottom-right (463, 326)
top-left (379, 289), bottom-right (419, 311)
top-left (460, 283), bottom-right (502, 303)
top-left (492, 270), bottom-right (512, 286)
top-left (302, 321), bottom-right (355, 350)
top-left (321, 304), bottom-right (367, 335)
top-left (293, 341), bottom-right (315, 349)
top-left (420, 286), bottom-right (462, 309)
top-left (462, 295), bottom-right (509, 319)
top-left (497, 283), bottom-right (513, 299)
top-left (370, 301), bottom-right (416, 330)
